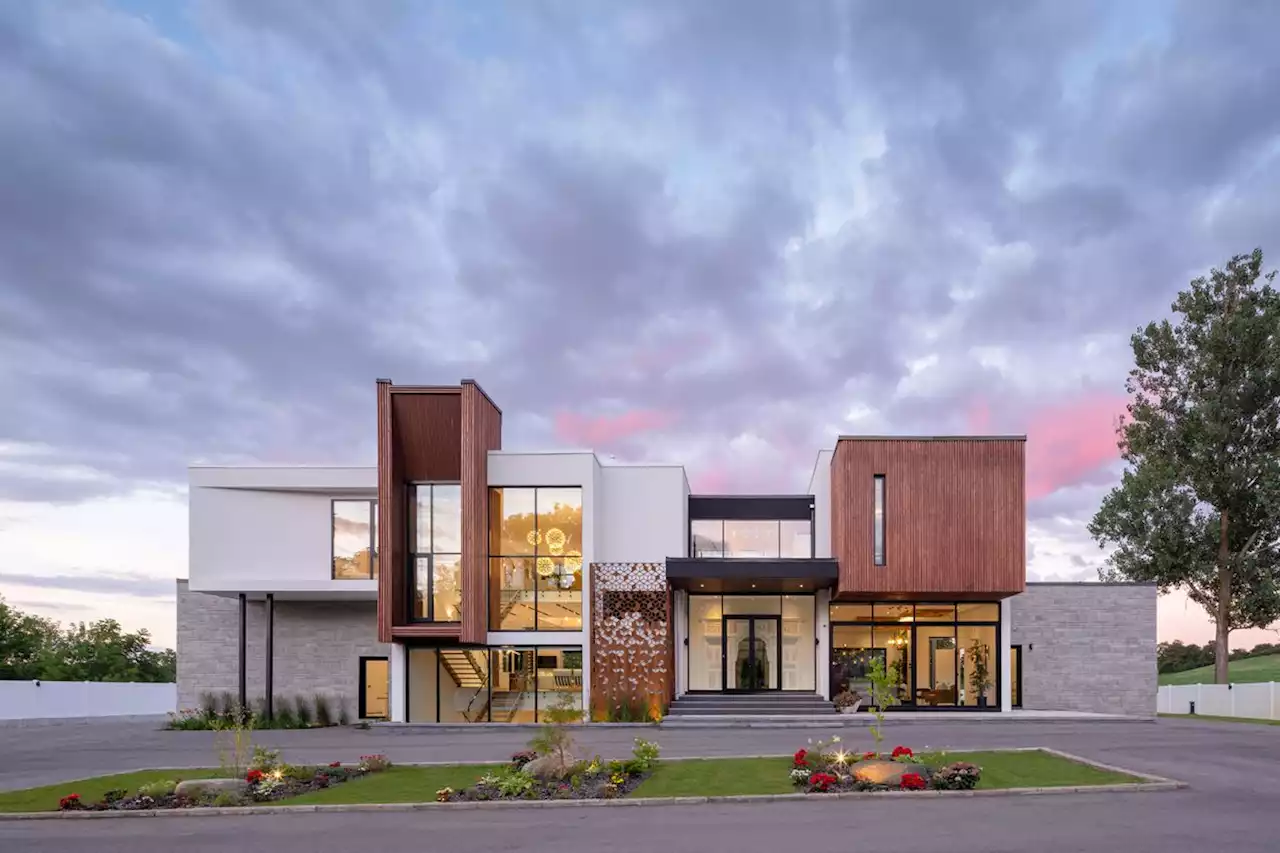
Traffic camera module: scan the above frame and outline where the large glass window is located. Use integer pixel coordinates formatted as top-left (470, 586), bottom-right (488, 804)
top-left (410, 484), bottom-right (461, 621)
top-left (688, 519), bottom-right (813, 559)
top-left (829, 600), bottom-right (1001, 709)
top-left (489, 487), bottom-right (583, 631)
top-left (405, 645), bottom-right (584, 723)
top-left (687, 594), bottom-right (817, 692)
top-left (332, 500), bottom-right (377, 579)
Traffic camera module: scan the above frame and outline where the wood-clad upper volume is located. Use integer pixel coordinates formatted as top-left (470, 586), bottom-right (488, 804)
top-left (830, 437), bottom-right (1026, 599)
top-left (459, 380), bottom-right (502, 644)
top-left (377, 381), bottom-right (484, 643)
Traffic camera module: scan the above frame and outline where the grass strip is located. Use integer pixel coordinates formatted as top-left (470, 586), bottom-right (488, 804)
top-left (0, 769), bottom-right (222, 813)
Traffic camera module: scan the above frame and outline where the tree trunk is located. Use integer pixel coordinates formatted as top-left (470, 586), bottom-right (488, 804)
top-left (1215, 510), bottom-right (1231, 684)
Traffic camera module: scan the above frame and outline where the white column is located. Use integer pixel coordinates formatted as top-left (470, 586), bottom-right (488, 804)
top-left (817, 589), bottom-right (831, 698)
top-left (1000, 598), bottom-right (1013, 712)
top-left (673, 589), bottom-right (688, 697)
top-left (389, 642), bottom-right (407, 723)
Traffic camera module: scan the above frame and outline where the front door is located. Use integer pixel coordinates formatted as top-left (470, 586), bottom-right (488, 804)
top-left (724, 616), bottom-right (780, 691)
top-left (360, 657), bottom-right (389, 719)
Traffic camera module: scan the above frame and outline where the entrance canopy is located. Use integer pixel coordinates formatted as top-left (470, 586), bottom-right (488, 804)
top-left (665, 557), bottom-right (839, 594)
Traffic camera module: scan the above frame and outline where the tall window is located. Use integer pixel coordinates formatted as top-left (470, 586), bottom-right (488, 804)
top-left (411, 484), bottom-right (462, 622)
top-left (873, 475), bottom-right (886, 565)
top-left (489, 487), bottom-right (583, 631)
top-left (333, 500), bottom-right (378, 579)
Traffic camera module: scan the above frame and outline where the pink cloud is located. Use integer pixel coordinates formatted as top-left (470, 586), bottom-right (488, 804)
top-left (1024, 394), bottom-right (1127, 500)
top-left (553, 409), bottom-right (676, 447)
top-left (965, 398), bottom-right (992, 433)
top-left (690, 465), bottom-right (732, 493)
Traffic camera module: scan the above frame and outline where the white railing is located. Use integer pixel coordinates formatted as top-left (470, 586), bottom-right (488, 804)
top-left (1157, 682), bottom-right (1280, 720)
top-left (0, 680), bottom-right (176, 723)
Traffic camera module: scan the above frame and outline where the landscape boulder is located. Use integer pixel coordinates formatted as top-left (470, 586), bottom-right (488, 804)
top-left (174, 778), bottom-right (249, 799)
top-left (852, 760), bottom-right (932, 787)
top-left (524, 752), bottom-right (578, 780)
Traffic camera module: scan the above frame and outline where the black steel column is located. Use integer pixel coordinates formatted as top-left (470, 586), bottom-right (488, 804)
top-left (265, 593), bottom-right (275, 720)
top-left (237, 593), bottom-right (247, 712)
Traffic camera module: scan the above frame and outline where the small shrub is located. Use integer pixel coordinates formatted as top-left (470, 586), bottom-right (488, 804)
top-left (337, 700), bottom-right (351, 726)
top-left (495, 768), bottom-right (535, 798)
top-left (294, 696), bottom-right (314, 727)
top-left (891, 745), bottom-right (914, 762)
top-left (899, 772), bottom-right (927, 790)
top-left (528, 693), bottom-right (582, 771)
top-left (58, 793), bottom-right (82, 811)
top-left (358, 754), bottom-right (391, 772)
top-left (313, 693), bottom-right (334, 727)
top-left (137, 780), bottom-right (176, 798)
top-left (931, 761), bottom-right (982, 791)
top-left (246, 769), bottom-right (265, 785)
top-left (102, 788), bottom-right (127, 804)
top-left (248, 745), bottom-right (281, 773)
top-left (436, 787), bottom-right (454, 802)
top-left (216, 691), bottom-right (236, 718)
top-left (198, 692), bottom-right (219, 719)
top-left (631, 737), bottom-right (661, 772)
top-left (808, 772), bottom-right (837, 793)
top-left (166, 708), bottom-right (213, 730)
top-left (281, 764), bottom-right (314, 782)
top-left (273, 696), bottom-right (294, 726)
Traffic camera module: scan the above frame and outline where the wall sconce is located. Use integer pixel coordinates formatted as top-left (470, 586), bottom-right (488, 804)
top-left (1028, 643), bottom-right (1034, 651)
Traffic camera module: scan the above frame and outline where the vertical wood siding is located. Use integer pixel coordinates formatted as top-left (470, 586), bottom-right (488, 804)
top-left (459, 381), bottom-right (502, 644)
top-left (830, 439), bottom-right (1025, 598)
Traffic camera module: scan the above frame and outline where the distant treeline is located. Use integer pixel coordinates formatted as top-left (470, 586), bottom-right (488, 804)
top-left (1158, 640), bottom-right (1280, 675)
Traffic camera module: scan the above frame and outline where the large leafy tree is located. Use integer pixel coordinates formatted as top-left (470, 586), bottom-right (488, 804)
top-left (1090, 249), bottom-right (1280, 683)
top-left (0, 595), bottom-right (175, 683)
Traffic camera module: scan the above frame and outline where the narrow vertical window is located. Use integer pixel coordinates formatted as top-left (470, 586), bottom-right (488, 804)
top-left (873, 475), bottom-right (886, 566)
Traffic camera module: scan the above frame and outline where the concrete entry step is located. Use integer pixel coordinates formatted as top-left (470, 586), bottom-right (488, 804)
top-left (667, 692), bottom-right (838, 717)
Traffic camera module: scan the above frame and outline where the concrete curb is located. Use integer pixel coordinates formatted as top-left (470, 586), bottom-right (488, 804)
top-left (0, 748), bottom-right (1186, 821)
top-left (661, 715), bottom-right (1155, 728)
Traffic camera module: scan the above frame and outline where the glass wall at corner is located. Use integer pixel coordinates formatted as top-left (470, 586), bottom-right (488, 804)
top-left (534, 648), bottom-right (584, 722)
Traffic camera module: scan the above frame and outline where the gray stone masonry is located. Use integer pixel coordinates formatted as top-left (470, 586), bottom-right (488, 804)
top-left (176, 580), bottom-right (389, 716)
top-left (1010, 582), bottom-right (1157, 718)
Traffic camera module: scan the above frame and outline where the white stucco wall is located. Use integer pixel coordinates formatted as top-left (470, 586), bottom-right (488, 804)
top-left (188, 466), bottom-right (377, 597)
top-left (597, 464), bottom-right (689, 562)
top-left (808, 450), bottom-right (833, 558)
top-left (0, 681), bottom-right (176, 722)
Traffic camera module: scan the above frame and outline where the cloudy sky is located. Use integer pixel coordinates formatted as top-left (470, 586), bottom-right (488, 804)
top-left (2, 0), bottom-right (1279, 650)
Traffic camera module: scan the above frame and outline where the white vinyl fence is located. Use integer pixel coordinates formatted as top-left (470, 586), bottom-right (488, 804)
top-left (0, 680), bottom-right (176, 722)
top-left (1157, 682), bottom-right (1280, 720)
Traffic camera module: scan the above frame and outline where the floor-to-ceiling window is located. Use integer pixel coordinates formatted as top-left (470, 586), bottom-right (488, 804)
top-left (405, 645), bottom-right (584, 723)
top-left (686, 594), bottom-right (816, 692)
top-left (488, 487), bottom-right (584, 631)
top-left (830, 601), bottom-right (1001, 709)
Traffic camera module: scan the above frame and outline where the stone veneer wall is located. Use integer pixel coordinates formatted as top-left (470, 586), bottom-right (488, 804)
top-left (1009, 582), bottom-right (1157, 718)
top-left (176, 580), bottom-right (389, 714)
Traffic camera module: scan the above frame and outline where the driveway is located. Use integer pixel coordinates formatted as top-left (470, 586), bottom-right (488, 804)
top-left (2, 717), bottom-right (1276, 851)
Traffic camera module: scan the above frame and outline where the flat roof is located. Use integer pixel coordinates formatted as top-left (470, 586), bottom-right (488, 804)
top-left (837, 435), bottom-right (1027, 442)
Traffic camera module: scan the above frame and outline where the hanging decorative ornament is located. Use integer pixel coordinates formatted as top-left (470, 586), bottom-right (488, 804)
top-left (545, 528), bottom-right (566, 553)
top-left (564, 550), bottom-right (583, 572)
top-left (558, 571), bottom-right (575, 590)
top-left (526, 529), bottom-right (542, 548)
top-left (536, 556), bottom-right (556, 577)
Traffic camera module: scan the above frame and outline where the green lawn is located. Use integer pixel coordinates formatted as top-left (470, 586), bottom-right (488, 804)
top-left (632, 757), bottom-right (794, 797)
top-left (1159, 654), bottom-right (1280, 685)
top-left (0, 769), bottom-right (222, 813)
top-left (285, 764), bottom-right (503, 805)
top-left (1159, 712), bottom-right (1280, 726)
top-left (0, 751), bottom-right (1143, 813)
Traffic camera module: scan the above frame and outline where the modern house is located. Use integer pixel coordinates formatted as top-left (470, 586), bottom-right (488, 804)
top-left (178, 378), bottom-right (1157, 722)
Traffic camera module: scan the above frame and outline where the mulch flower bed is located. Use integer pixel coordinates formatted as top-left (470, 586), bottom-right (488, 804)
top-left (57, 754), bottom-right (391, 811)
top-left (436, 738), bottom-right (660, 803)
top-left (789, 737), bottom-right (982, 794)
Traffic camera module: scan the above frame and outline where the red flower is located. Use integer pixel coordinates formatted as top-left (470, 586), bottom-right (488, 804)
top-left (862, 751), bottom-right (877, 760)
top-left (900, 772), bottom-right (926, 790)
top-left (808, 772), bottom-right (837, 792)
top-left (793, 749), bottom-right (809, 766)
top-left (329, 762), bottom-right (341, 768)
top-left (58, 793), bottom-right (82, 810)
top-left (892, 745), bottom-right (914, 758)
top-left (246, 769), bottom-right (264, 784)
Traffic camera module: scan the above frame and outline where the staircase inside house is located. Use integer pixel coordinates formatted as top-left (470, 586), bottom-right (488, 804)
top-left (665, 692), bottom-right (837, 719)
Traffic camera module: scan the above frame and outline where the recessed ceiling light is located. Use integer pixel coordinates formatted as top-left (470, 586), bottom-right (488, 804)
top-left (751, 584), bottom-right (756, 588)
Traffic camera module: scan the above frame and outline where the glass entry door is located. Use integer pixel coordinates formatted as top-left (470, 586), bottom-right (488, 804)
top-left (724, 616), bottom-right (780, 691)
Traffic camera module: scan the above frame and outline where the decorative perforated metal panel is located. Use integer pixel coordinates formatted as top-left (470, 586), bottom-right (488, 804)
top-left (589, 562), bottom-right (671, 721)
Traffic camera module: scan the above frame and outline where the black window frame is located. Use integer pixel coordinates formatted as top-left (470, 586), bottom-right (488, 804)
top-left (488, 486), bottom-right (585, 632)
top-left (358, 655), bottom-right (390, 719)
top-left (331, 498), bottom-right (378, 580)
top-left (688, 518), bottom-right (815, 559)
top-left (873, 475), bottom-right (886, 566)
top-left (409, 482), bottom-right (462, 623)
